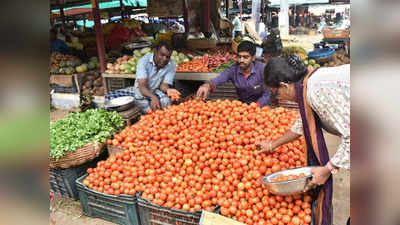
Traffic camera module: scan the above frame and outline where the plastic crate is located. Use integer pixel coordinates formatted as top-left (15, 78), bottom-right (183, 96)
top-left (107, 78), bottom-right (130, 92)
top-left (138, 197), bottom-right (202, 225)
top-left (76, 174), bottom-right (141, 225)
top-left (51, 83), bottom-right (78, 94)
top-left (307, 48), bottom-right (335, 63)
top-left (50, 74), bottom-right (79, 94)
top-left (49, 153), bottom-right (106, 200)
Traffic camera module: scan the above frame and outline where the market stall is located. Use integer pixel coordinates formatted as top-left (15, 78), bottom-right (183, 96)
top-left (49, 1), bottom-right (351, 225)
top-left (101, 45), bottom-right (238, 100)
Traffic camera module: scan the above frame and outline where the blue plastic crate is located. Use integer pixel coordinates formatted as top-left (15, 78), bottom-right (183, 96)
top-left (52, 83), bottom-right (78, 93)
top-left (307, 48), bottom-right (335, 60)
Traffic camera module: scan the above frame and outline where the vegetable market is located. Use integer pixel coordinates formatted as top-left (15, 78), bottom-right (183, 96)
top-left (49, 0), bottom-right (350, 225)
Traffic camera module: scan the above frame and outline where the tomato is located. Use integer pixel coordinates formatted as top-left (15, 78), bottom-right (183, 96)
top-left (304, 215), bottom-right (312, 223)
top-left (86, 100), bottom-right (310, 224)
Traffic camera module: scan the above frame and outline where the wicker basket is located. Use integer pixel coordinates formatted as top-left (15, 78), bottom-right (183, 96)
top-left (49, 74), bottom-right (74, 87)
top-left (323, 29), bottom-right (350, 39)
top-left (231, 39), bottom-right (240, 54)
top-left (185, 39), bottom-right (217, 50)
top-left (49, 142), bottom-right (105, 169)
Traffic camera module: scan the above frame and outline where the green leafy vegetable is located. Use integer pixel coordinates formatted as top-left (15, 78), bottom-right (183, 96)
top-left (212, 61), bottom-right (236, 72)
top-left (50, 109), bottom-right (124, 159)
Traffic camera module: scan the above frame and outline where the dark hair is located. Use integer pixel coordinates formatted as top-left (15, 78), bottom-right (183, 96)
top-left (262, 28), bottom-right (282, 56)
top-left (153, 40), bottom-right (173, 52)
top-left (50, 28), bottom-right (58, 35)
top-left (237, 40), bottom-right (256, 56)
top-left (264, 55), bottom-right (308, 88)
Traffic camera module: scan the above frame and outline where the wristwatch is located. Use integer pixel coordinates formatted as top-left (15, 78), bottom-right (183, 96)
top-left (326, 161), bottom-right (339, 174)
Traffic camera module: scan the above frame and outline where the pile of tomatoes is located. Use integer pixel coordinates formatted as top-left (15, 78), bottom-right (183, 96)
top-left (85, 99), bottom-right (313, 225)
top-left (273, 173), bottom-right (307, 182)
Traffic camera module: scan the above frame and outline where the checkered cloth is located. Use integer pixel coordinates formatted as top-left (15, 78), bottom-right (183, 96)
top-left (106, 87), bottom-right (171, 113)
top-left (105, 87), bottom-right (137, 100)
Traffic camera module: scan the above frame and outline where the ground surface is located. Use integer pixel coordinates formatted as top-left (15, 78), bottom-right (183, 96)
top-left (49, 33), bottom-right (349, 225)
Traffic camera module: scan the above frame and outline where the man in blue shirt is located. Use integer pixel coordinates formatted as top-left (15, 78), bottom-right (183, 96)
top-left (106, 41), bottom-right (181, 113)
top-left (50, 28), bottom-right (68, 54)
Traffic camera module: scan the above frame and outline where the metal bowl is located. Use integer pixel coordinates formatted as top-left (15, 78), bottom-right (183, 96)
top-left (105, 96), bottom-right (135, 112)
top-left (261, 166), bottom-right (317, 195)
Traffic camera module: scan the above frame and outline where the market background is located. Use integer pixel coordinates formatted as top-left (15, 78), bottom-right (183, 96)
top-left (0, 0), bottom-right (399, 225)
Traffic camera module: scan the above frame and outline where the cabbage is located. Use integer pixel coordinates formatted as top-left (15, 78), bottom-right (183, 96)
top-left (128, 58), bottom-right (136, 65)
top-left (140, 47), bottom-right (151, 55)
top-left (80, 64), bottom-right (88, 71)
top-left (88, 61), bottom-right (97, 70)
top-left (178, 53), bottom-right (185, 60)
top-left (120, 63), bottom-right (131, 70)
top-left (133, 50), bottom-right (141, 57)
top-left (172, 50), bottom-right (178, 56)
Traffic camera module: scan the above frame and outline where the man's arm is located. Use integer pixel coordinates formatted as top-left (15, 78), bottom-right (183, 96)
top-left (138, 79), bottom-right (158, 100)
top-left (209, 65), bottom-right (234, 92)
top-left (256, 86), bottom-right (271, 107)
top-left (196, 65), bottom-right (233, 99)
top-left (138, 79), bottom-right (160, 110)
top-left (160, 82), bottom-right (170, 93)
top-left (160, 60), bottom-right (181, 96)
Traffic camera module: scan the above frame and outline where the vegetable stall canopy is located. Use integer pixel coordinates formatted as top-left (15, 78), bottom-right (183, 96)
top-left (308, 4), bottom-right (350, 16)
top-left (268, 0), bottom-right (329, 7)
top-left (51, 0), bottom-right (147, 13)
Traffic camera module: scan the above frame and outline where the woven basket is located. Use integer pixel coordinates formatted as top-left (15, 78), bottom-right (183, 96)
top-left (49, 142), bottom-right (105, 169)
top-left (231, 39), bottom-right (240, 54)
top-left (323, 29), bottom-right (350, 39)
top-left (107, 144), bottom-right (128, 156)
top-left (49, 74), bottom-right (74, 87)
top-left (186, 39), bottom-right (217, 50)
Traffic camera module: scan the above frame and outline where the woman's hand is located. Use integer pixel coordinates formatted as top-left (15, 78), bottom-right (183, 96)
top-left (304, 166), bottom-right (332, 192)
top-left (255, 140), bottom-right (275, 154)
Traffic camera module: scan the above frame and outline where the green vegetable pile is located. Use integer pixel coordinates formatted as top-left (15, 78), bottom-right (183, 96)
top-left (212, 61), bottom-right (236, 72)
top-left (50, 109), bottom-right (124, 159)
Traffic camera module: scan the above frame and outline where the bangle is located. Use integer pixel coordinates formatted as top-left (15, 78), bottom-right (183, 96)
top-left (326, 161), bottom-right (339, 174)
top-left (326, 161), bottom-right (333, 171)
top-left (269, 142), bottom-right (272, 151)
